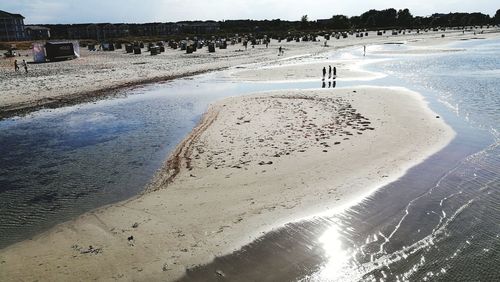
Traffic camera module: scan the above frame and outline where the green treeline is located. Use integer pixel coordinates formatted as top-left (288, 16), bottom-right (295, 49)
top-left (221, 8), bottom-right (500, 33)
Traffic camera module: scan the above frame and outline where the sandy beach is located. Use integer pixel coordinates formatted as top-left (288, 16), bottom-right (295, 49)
top-left (2, 29), bottom-right (500, 281)
top-left (1, 28), bottom-right (498, 118)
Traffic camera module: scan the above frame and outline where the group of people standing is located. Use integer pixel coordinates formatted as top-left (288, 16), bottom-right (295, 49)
top-left (322, 65), bottom-right (336, 80)
top-left (14, 59), bottom-right (28, 73)
top-left (321, 65), bottom-right (337, 88)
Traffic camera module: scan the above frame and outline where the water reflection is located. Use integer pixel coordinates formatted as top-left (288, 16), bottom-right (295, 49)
top-left (321, 80), bottom-right (336, 89)
top-left (1, 60), bottom-right (348, 249)
top-left (316, 224), bottom-right (350, 281)
top-left (178, 37), bottom-right (500, 281)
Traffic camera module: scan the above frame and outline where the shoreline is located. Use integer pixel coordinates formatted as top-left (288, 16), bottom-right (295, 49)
top-left (0, 86), bottom-right (455, 281)
top-left (0, 67), bottom-right (225, 120)
top-left (1, 29), bottom-right (498, 120)
top-left (2, 32), bottom-right (498, 281)
top-left (228, 59), bottom-right (388, 83)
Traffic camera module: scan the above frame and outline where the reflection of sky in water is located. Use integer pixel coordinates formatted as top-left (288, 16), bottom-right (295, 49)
top-left (305, 37), bottom-right (500, 281)
top-left (0, 58), bottom-right (377, 248)
top-left (0, 78), bottom-right (224, 248)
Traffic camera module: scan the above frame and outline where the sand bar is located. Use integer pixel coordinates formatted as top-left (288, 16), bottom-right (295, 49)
top-left (230, 60), bottom-right (385, 82)
top-left (0, 86), bottom-right (454, 281)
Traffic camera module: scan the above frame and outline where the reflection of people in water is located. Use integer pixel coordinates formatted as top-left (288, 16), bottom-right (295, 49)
top-left (332, 81), bottom-right (336, 88)
top-left (328, 81), bottom-right (331, 88)
top-left (322, 81), bottom-right (326, 88)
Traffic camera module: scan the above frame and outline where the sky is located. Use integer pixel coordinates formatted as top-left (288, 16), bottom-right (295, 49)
top-left (2, 0), bottom-right (498, 24)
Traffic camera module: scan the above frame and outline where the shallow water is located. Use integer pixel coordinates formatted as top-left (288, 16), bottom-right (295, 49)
top-left (341, 38), bottom-right (500, 282)
top-left (0, 61), bottom-right (339, 249)
top-left (1, 38), bottom-right (498, 281)
top-left (181, 39), bottom-right (500, 281)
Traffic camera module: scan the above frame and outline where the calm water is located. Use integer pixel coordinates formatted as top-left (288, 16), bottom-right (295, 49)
top-left (306, 38), bottom-right (500, 281)
top-left (0, 63), bottom-right (331, 249)
top-left (1, 38), bottom-right (499, 281)
top-left (181, 39), bottom-right (500, 281)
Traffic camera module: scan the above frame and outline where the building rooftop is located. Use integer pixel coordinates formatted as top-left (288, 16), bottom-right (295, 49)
top-left (0, 10), bottom-right (25, 19)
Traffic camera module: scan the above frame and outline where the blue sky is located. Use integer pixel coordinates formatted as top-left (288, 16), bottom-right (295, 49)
top-left (2, 0), bottom-right (498, 24)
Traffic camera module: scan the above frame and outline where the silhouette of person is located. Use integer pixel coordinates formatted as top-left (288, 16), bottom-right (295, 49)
top-left (22, 60), bottom-right (28, 73)
top-left (278, 46), bottom-right (282, 55)
top-left (333, 66), bottom-right (337, 77)
top-left (363, 45), bottom-right (366, 56)
top-left (328, 81), bottom-right (331, 88)
top-left (322, 81), bottom-right (326, 88)
top-left (328, 65), bottom-right (332, 78)
top-left (14, 60), bottom-right (19, 72)
top-left (332, 81), bottom-right (336, 88)
top-left (322, 67), bottom-right (326, 79)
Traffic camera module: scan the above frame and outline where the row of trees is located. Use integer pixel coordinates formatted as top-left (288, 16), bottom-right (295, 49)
top-left (223, 9), bottom-right (499, 33)
top-left (31, 8), bottom-right (500, 42)
top-left (316, 9), bottom-right (499, 30)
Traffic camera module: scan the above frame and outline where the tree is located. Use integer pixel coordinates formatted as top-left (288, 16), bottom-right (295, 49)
top-left (331, 15), bottom-right (350, 29)
top-left (397, 8), bottom-right (413, 28)
top-left (350, 16), bottom-right (361, 28)
top-left (300, 15), bottom-right (309, 29)
top-left (412, 16), bottom-right (423, 28)
top-left (366, 16), bottom-right (376, 28)
top-left (359, 9), bottom-right (397, 28)
top-left (495, 9), bottom-right (500, 24)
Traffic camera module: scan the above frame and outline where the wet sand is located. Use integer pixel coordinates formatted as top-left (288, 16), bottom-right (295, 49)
top-left (0, 87), bottom-right (454, 281)
top-left (230, 60), bottom-right (385, 82)
top-left (179, 108), bottom-right (499, 282)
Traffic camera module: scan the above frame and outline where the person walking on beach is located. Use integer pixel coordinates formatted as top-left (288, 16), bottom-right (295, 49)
top-left (363, 45), bottom-right (366, 56)
top-left (14, 60), bottom-right (19, 72)
top-left (333, 66), bottom-right (337, 77)
top-left (328, 65), bottom-right (332, 78)
top-left (22, 60), bottom-right (28, 73)
top-left (322, 67), bottom-right (326, 79)
top-left (278, 46), bottom-right (282, 56)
